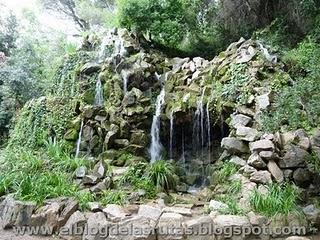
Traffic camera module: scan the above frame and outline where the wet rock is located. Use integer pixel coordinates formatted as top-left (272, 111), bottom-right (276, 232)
top-left (90, 180), bottom-right (108, 193)
top-left (163, 207), bottom-right (192, 217)
top-left (259, 150), bottom-right (275, 160)
top-left (104, 124), bottom-right (119, 148)
top-left (240, 165), bottom-right (257, 178)
top-left (229, 156), bottom-right (246, 167)
top-left (138, 205), bottom-right (162, 222)
top-left (103, 204), bottom-right (127, 221)
top-left (250, 171), bottom-right (272, 184)
top-left (157, 213), bottom-right (184, 240)
top-left (75, 166), bottom-right (87, 179)
top-left (247, 211), bottom-right (268, 226)
top-left (130, 130), bottom-right (147, 146)
top-left (249, 139), bottom-right (275, 152)
top-left (279, 145), bottom-right (308, 168)
top-left (82, 175), bottom-right (99, 185)
top-left (209, 200), bottom-right (228, 212)
top-left (283, 169), bottom-right (293, 180)
top-left (236, 126), bottom-right (260, 142)
top-left (256, 93), bottom-right (270, 111)
top-left (221, 137), bottom-right (249, 154)
top-left (83, 212), bottom-right (109, 240)
top-left (0, 196), bottom-right (36, 229)
top-left (302, 204), bottom-right (320, 227)
top-left (298, 137), bottom-right (311, 151)
top-left (248, 153), bottom-right (267, 169)
top-left (293, 168), bottom-right (312, 188)
top-left (93, 161), bottom-right (106, 179)
top-left (237, 106), bottom-right (255, 117)
top-left (286, 237), bottom-right (311, 240)
top-left (267, 160), bottom-right (284, 183)
top-left (230, 114), bottom-right (252, 128)
top-left (114, 139), bottom-right (130, 148)
top-left (184, 216), bottom-right (214, 240)
top-left (311, 129), bottom-right (320, 147)
top-left (88, 202), bottom-right (102, 212)
top-left (99, 150), bottom-right (118, 161)
top-left (59, 211), bottom-right (86, 240)
top-left (81, 62), bottom-right (101, 75)
top-left (212, 215), bottom-right (251, 240)
top-left (30, 201), bottom-right (62, 233)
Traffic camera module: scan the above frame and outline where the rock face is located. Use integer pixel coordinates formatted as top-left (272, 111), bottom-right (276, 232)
top-left (236, 126), bottom-right (260, 142)
top-left (0, 196), bottom-right (36, 229)
top-left (221, 137), bottom-right (249, 154)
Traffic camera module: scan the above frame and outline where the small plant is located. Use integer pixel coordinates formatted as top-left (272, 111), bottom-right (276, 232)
top-left (211, 162), bottom-right (239, 186)
top-left (250, 183), bottom-right (300, 217)
top-left (216, 195), bottom-right (245, 215)
top-left (146, 160), bottom-right (177, 191)
top-left (227, 180), bottom-right (242, 195)
top-left (75, 191), bottom-right (96, 210)
top-left (100, 190), bottom-right (127, 205)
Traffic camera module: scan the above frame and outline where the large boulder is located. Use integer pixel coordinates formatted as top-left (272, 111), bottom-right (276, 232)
top-left (230, 114), bottom-right (252, 128)
top-left (138, 205), bottom-right (162, 222)
top-left (59, 211), bottom-right (87, 240)
top-left (212, 215), bottom-right (251, 240)
top-left (250, 171), bottom-right (272, 184)
top-left (293, 168), bottom-right (312, 188)
top-left (0, 196), bottom-right (36, 229)
top-left (248, 153), bottom-right (267, 169)
top-left (157, 213), bottom-right (184, 240)
top-left (302, 204), bottom-right (320, 227)
top-left (83, 212), bottom-right (109, 240)
top-left (279, 145), bottom-right (308, 169)
top-left (267, 160), bottom-right (284, 183)
top-left (236, 126), bottom-right (260, 142)
top-left (221, 138), bottom-right (249, 154)
top-left (184, 216), bottom-right (215, 240)
top-left (249, 140), bottom-right (275, 152)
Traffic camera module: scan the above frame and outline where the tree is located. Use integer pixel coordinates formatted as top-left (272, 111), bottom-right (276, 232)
top-left (39, 0), bottom-right (89, 30)
top-left (0, 12), bottom-right (18, 56)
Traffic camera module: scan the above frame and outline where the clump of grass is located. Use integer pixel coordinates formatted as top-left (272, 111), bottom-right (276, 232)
top-left (100, 190), bottom-right (127, 205)
top-left (227, 180), bottom-right (242, 194)
top-left (216, 193), bottom-right (245, 216)
top-left (75, 191), bottom-right (96, 210)
top-left (250, 183), bottom-right (300, 217)
top-left (146, 160), bottom-right (177, 191)
top-left (211, 162), bottom-right (239, 185)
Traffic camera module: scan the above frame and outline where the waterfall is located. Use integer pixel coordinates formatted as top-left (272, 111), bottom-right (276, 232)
top-left (97, 36), bottom-right (110, 63)
top-left (206, 101), bottom-right (211, 163)
top-left (94, 78), bottom-right (104, 106)
top-left (121, 70), bottom-right (131, 93)
top-left (75, 120), bottom-right (84, 158)
top-left (258, 42), bottom-right (277, 63)
top-left (149, 74), bottom-right (167, 162)
top-left (169, 111), bottom-right (174, 159)
top-left (193, 88), bottom-right (206, 151)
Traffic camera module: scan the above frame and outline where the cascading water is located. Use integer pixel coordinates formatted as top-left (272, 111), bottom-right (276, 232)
top-left (169, 111), bottom-right (174, 159)
top-left (258, 42), bottom-right (277, 63)
top-left (149, 74), bottom-right (167, 162)
top-left (193, 88), bottom-right (206, 152)
top-left (206, 101), bottom-right (211, 163)
top-left (94, 78), bottom-right (104, 106)
top-left (121, 69), bottom-right (131, 93)
top-left (75, 120), bottom-right (84, 158)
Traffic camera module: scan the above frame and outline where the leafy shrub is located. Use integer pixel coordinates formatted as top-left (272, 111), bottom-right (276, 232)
top-left (250, 183), bottom-right (300, 217)
top-left (146, 160), bottom-right (177, 191)
top-left (262, 39), bottom-right (320, 132)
